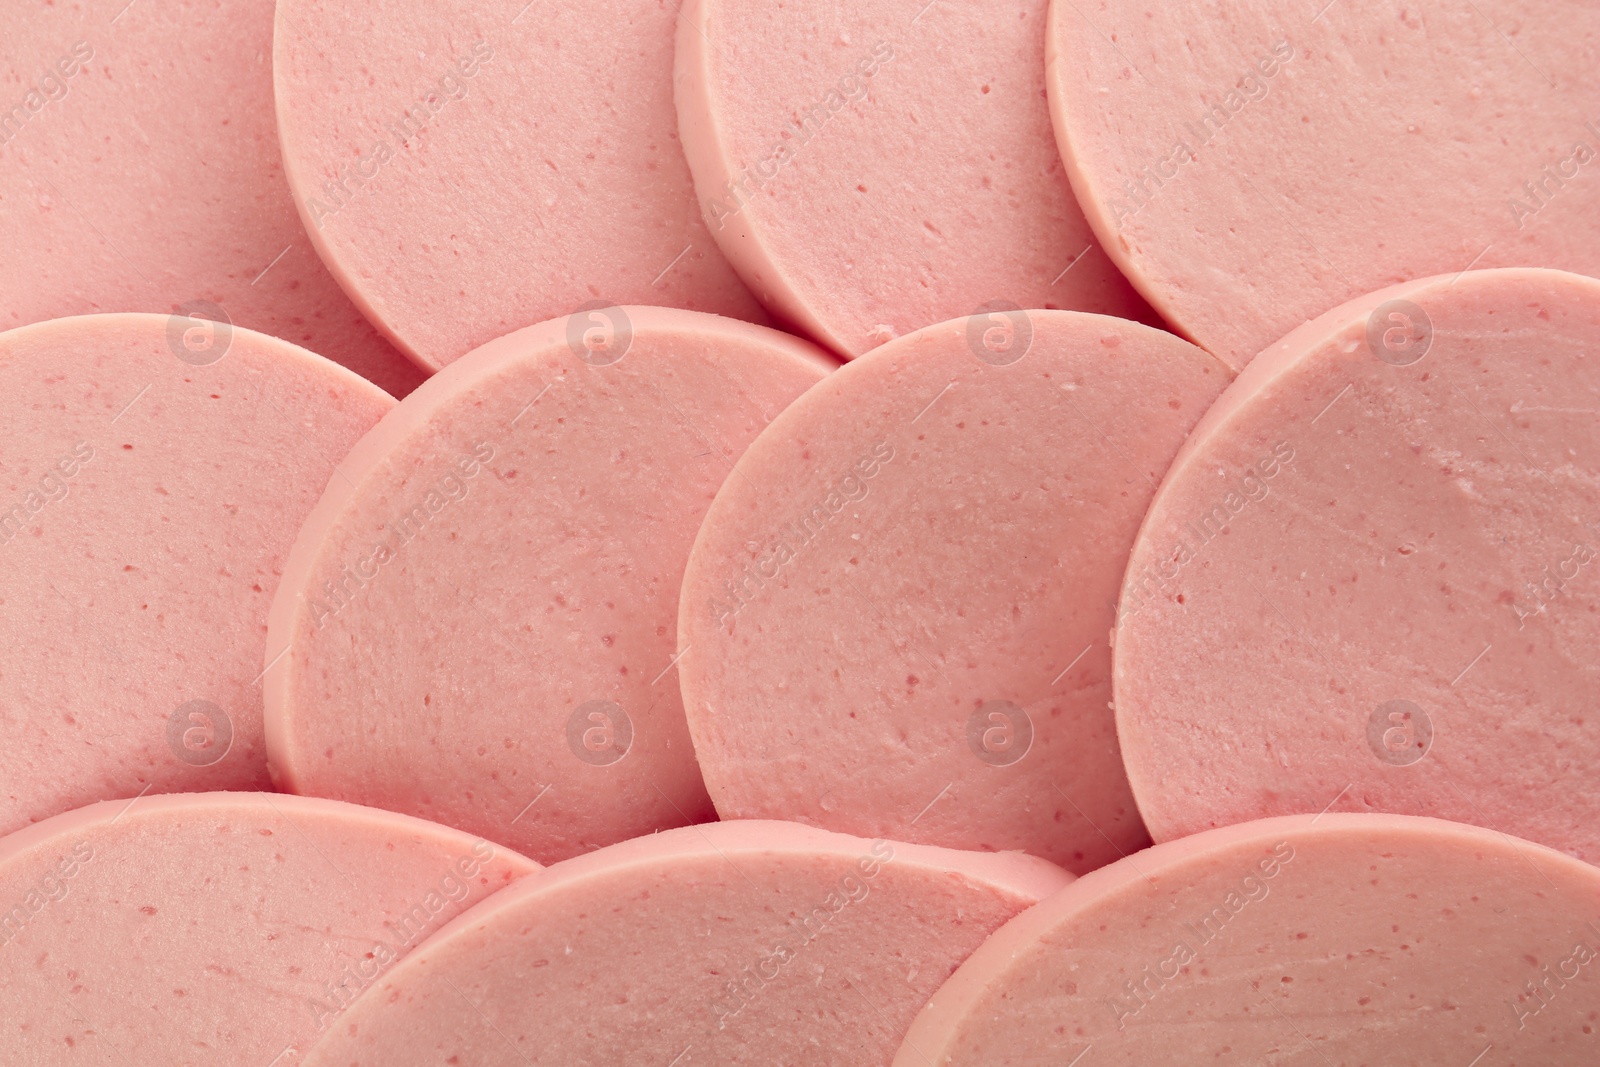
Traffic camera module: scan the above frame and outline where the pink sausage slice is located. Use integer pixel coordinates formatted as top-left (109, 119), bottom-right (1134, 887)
top-left (266, 307), bottom-right (832, 863)
top-left (300, 820), bottom-right (1070, 1066)
top-left (0, 314), bottom-right (392, 838)
top-left (675, 0), bottom-right (1156, 359)
top-left (1115, 268), bottom-right (1600, 860)
top-left (895, 813), bottom-right (1600, 1065)
top-left (678, 311), bottom-right (1231, 873)
top-left (1046, 0), bottom-right (1600, 371)
top-left (0, 1), bottom-right (423, 397)
top-left (272, 0), bottom-right (769, 372)
top-left (0, 791), bottom-right (536, 1064)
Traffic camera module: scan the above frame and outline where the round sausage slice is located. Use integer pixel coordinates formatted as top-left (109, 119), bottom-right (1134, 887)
top-left (266, 307), bottom-right (832, 864)
top-left (675, 0), bottom-right (1156, 359)
top-left (272, 0), bottom-right (769, 371)
top-left (300, 820), bottom-right (1070, 1066)
top-left (0, 1), bottom-right (422, 396)
top-left (0, 313), bottom-right (392, 839)
top-left (1046, 0), bottom-right (1600, 370)
top-left (0, 791), bottom-right (536, 1064)
top-left (677, 310), bottom-right (1231, 874)
top-left (1114, 267), bottom-right (1600, 861)
top-left (895, 813), bottom-right (1600, 1065)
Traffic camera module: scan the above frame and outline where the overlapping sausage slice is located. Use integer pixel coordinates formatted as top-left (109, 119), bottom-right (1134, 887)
top-left (1046, 0), bottom-right (1600, 370)
top-left (678, 310), bottom-right (1230, 873)
top-left (267, 307), bottom-right (832, 863)
top-left (0, 792), bottom-right (536, 1063)
top-left (676, 0), bottom-right (1155, 358)
top-left (273, 0), bottom-right (768, 370)
top-left (301, 820), bottom-right (1069, 1066)
top-left (0, 1), bottom-right (421, 395)
top-left (1114, 268), bottom-right (1600, 862)
top-left (0, 313), bottom-right (393, 837)
top-left (895, 813), bottom-right (1600, 1065)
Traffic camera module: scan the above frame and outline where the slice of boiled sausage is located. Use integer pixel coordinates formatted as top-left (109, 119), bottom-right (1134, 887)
top-left (1114, 267), bottom-right (1600, 862)
top-left (0, 791), bottom-right (536, 1064)
top-left (1046, 0), bottom-right (1600, 370)
top-left (678, 310), bottom-right (1231, 873)
top-left (895, 813), bottom-right (1600, 1065)
top-left (301, 820), bottom-right (1070, 1066)
top-left (266, 307), bottom-right (832, 864)
top-left (0, 1), bottom-right (423, 396)
top-left (675, 0), bottom-right (1156, 359)
top-left (273, 0), bottom-right (769, 370)
top-left (0, 313), bottom-right (393, 838)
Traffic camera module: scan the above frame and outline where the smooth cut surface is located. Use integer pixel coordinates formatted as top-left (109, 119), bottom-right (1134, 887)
top-left (0, 791), bottom-right (536, 1064)
top-left (0, 313), bottom-right (392, 838)
top-left (676, 0), bottom-right (1156, 359)
top-left (0, 0), bottom-right (423, 396)
top-left (1115, 268), bottom-right (1600, 861)
top-left (273, 0), bottom-right (769, 371)
top-left (267, 307), bottom-right (832, 864)
top-left (1048, 0), bottom-right (1600, 370)
top-left (678, 310), bottom-right (1231, 874)
top-left (301, 820), bottom-right (1070, 1066)
top-left (895, 814), bottom-right (1600, 1065)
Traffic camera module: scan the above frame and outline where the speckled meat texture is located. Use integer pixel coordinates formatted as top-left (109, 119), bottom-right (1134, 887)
top-left (895, 813), bottom-right (1600, 1065)
top-left (1047, 0), bottom-right (1600, 371)
top-left (266, 307), bottom-right (833, 864)
top-left (300, 820), bottom-right (1070, 1066)
top-left (0, 0), bottom-right (423, 397)
top-left (677, 310), bottom-right (1231, 874)
top-left (0, 313), bottom-right (393, 838)
top-left (0, 791), bottom-right (538, 1064)
top-left (1114, 268), bottom-right (1600, 862)
top-left (272, 0), bottom-right (771, 371)
top-left (674, 0), bottom-right (1158, 359)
